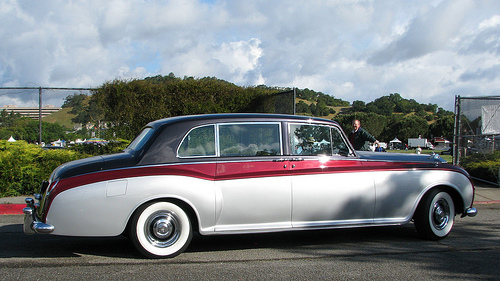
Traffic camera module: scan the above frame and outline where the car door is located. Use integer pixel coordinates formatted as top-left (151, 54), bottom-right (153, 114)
top-left (214, 122), bottom-right (292, 232)
top-left (289, 123), bottom-right (375, 228)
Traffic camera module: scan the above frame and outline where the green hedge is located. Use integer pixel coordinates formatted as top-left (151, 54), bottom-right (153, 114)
top-left (68, 139), bottom-right (130, 155)
top-left (0, 141), bottom-right (84, 197)
top-left (460, 152), bottom-right (500, 184)
top-left (0, 139), bottom-right (130, 197)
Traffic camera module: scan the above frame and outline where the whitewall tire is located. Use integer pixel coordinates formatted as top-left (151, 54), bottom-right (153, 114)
top-left (130, 201), bottom-right (192, 258)
top-left (414, 189), bottom-right (455, 240)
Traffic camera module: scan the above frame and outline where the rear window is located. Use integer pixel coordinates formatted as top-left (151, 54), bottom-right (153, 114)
top-left (178, 125), bottom-right (216, 157)
top-left (127, 127), bottom-right (154, 152)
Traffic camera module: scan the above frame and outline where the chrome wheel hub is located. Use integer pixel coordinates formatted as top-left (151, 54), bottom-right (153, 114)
top-left (432, 199), bottom-right (450, 230)
top-left (145, 211), bottom-right (181, 248)
top-left (153, 218), bottom-right (174, 239)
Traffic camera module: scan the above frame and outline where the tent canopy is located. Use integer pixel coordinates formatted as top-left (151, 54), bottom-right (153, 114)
top-left (389, 138), bottom-right (402, 143)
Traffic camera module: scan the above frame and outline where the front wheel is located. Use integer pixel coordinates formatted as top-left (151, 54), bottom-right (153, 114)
top-left (414, 189), bottom-right (455, 240)
top-left (130, 201), bottom-right (192, 258)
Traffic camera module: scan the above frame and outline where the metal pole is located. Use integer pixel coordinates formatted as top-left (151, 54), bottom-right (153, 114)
top-left (38, 87), bottom-right (42, 145)
top-left (293, 88), bottom-right (296, 115)
top-left (453, 95), bottom-right (461, 165)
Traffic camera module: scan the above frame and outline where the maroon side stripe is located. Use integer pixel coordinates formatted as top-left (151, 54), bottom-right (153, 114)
top-left (42, 163), bottom-right (216, 221)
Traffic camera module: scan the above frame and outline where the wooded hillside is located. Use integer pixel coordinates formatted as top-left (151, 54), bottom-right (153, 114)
top-left (1, 74), bottom-right (455, 143)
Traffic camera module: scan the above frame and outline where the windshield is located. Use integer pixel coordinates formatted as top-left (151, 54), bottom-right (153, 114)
top-left (127, 127), bottom-right (154, 152)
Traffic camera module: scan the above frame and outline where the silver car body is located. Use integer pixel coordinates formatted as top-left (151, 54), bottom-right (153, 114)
top-left (23, 114), bottom-right (476, 256)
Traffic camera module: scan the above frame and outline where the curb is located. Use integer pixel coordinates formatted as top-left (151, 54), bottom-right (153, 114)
top-left (475, 200), bottom-right (500, 205)
top-left (0, 204), bottom-right (25, 215)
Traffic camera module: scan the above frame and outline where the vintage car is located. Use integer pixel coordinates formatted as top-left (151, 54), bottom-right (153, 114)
top-left (23, 113), bottom-right (477, 258)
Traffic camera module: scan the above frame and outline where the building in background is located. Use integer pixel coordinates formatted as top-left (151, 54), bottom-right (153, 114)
top-left (0, 105), bottom-right (61, 119)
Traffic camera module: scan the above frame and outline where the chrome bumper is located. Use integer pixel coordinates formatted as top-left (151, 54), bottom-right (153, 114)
top-left (462, 207), bottom-right (477, 218)
top-left (23, 197), bottom-right (54, 235)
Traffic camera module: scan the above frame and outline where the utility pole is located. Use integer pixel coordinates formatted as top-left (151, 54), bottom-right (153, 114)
top-left (39, 87), bottom-right (42, 145)
top-left (453, 95), bottom-right (461, 166)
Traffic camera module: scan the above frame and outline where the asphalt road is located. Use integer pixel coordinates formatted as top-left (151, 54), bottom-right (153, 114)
top-left (1, 203), bottom-right (499, 280)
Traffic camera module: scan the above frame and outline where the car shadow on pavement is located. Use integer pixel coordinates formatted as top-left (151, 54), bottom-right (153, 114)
top-left (0, 223), bottom-right (138, 259)
top-left (1, 210), bottom-right (498, 267)
top-left (187, 224), bottom-right (419, 254)
top-left (0, 221), bottom-right (418, 260)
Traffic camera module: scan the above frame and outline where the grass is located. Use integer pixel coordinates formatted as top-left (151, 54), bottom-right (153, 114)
top-left (42, 107), bottom-right (77, 129)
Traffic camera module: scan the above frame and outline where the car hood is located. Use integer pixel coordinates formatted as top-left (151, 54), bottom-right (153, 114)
top-left (356, 151), bottom-right (447, 163)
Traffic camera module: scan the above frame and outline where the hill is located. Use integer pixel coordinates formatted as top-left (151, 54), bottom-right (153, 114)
top-left (42, 107), bottom-right (78, 129)
top-left (38, 74), bottom-right (454, 143)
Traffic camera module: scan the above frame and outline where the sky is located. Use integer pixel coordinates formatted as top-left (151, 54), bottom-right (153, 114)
top-left (0, 0), bottom-right (499, 111)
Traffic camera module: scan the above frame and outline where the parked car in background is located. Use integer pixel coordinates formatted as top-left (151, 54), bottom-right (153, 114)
top-left (23, 114), bottom-right (477, 258)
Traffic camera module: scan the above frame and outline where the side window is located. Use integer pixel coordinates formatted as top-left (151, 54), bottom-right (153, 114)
top-left (290, 124), bottom-right (332, 156)
top-left (219, 123), bottom-right (281, 157)
top-left (331, 127), bottom-right (350, 156)
top-left (178, 125), bottom-right (216, 157)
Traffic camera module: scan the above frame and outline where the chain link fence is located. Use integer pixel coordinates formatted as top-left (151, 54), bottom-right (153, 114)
top-left (0, 87), bottom-right (93, 143)
top-left (454, 95), bottom-right (500, 185)
top-left (1, 86), bottom-right (296, 143)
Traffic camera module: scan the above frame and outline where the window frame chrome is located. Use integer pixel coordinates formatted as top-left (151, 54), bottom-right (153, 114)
top-left (177, 121), bottom-right (283, 159)
top-left (288, 122), bottom-right (354, 157)
top-left (177, 124), bottom-right (217, 159)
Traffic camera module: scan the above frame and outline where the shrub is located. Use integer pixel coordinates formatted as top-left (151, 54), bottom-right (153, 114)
top-left (461, 152), bottom-right (500, 184)
top-left (68, 138), bottom-right (130, 156)
top-left (0, 141), bottom-right (84, 196)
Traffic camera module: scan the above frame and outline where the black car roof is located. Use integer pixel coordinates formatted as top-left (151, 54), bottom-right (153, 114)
top-left (146, 113), bottom-right (339, 129)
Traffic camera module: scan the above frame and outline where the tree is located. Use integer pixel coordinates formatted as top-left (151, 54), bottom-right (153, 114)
top-left (429, 116), bottom-right (454, 140)
top-left (0, 110), bottom-right (22, 127)
top-left (63, 93), bottom-right (87, 109)
top-left (350, 100), bottom-right (366, 112)
top-left (0, 117), bottom-right (68, 143)
top-left (367, 96), bottom-right (395, 116)
top-left (295, 101), bottom-right (311, 115)
top-left (335, 112), bottom-right (390, 139)
top-left (90, 76), bottom-right (283, 139)
top-left (385, 115), bottom-right (429, 143)
top-left (296, 88), bottom-right (349, 108)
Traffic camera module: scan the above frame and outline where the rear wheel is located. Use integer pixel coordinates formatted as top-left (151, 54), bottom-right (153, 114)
top-left (130, 201), bottom-right (192, 258)
top-left (414, 189), bottom-right (455, 240)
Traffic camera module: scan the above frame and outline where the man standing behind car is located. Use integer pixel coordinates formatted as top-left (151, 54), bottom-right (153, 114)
top-left (348, 119), bottom-right (378, 151)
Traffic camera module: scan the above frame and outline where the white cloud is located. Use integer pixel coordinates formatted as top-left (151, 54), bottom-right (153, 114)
top-left (368, 0), bottom-right (475, 65)
top-left (0, 0), bottom-right (499, 111)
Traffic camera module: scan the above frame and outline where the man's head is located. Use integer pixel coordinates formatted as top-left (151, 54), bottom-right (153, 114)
top-left (352, 119), bottom-right (361, 131)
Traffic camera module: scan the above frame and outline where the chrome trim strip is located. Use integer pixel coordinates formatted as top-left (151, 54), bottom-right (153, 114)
top-left (201, 220), bottom-right (409, 235)
top-left (293, 218), bottom-right (374, 229)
